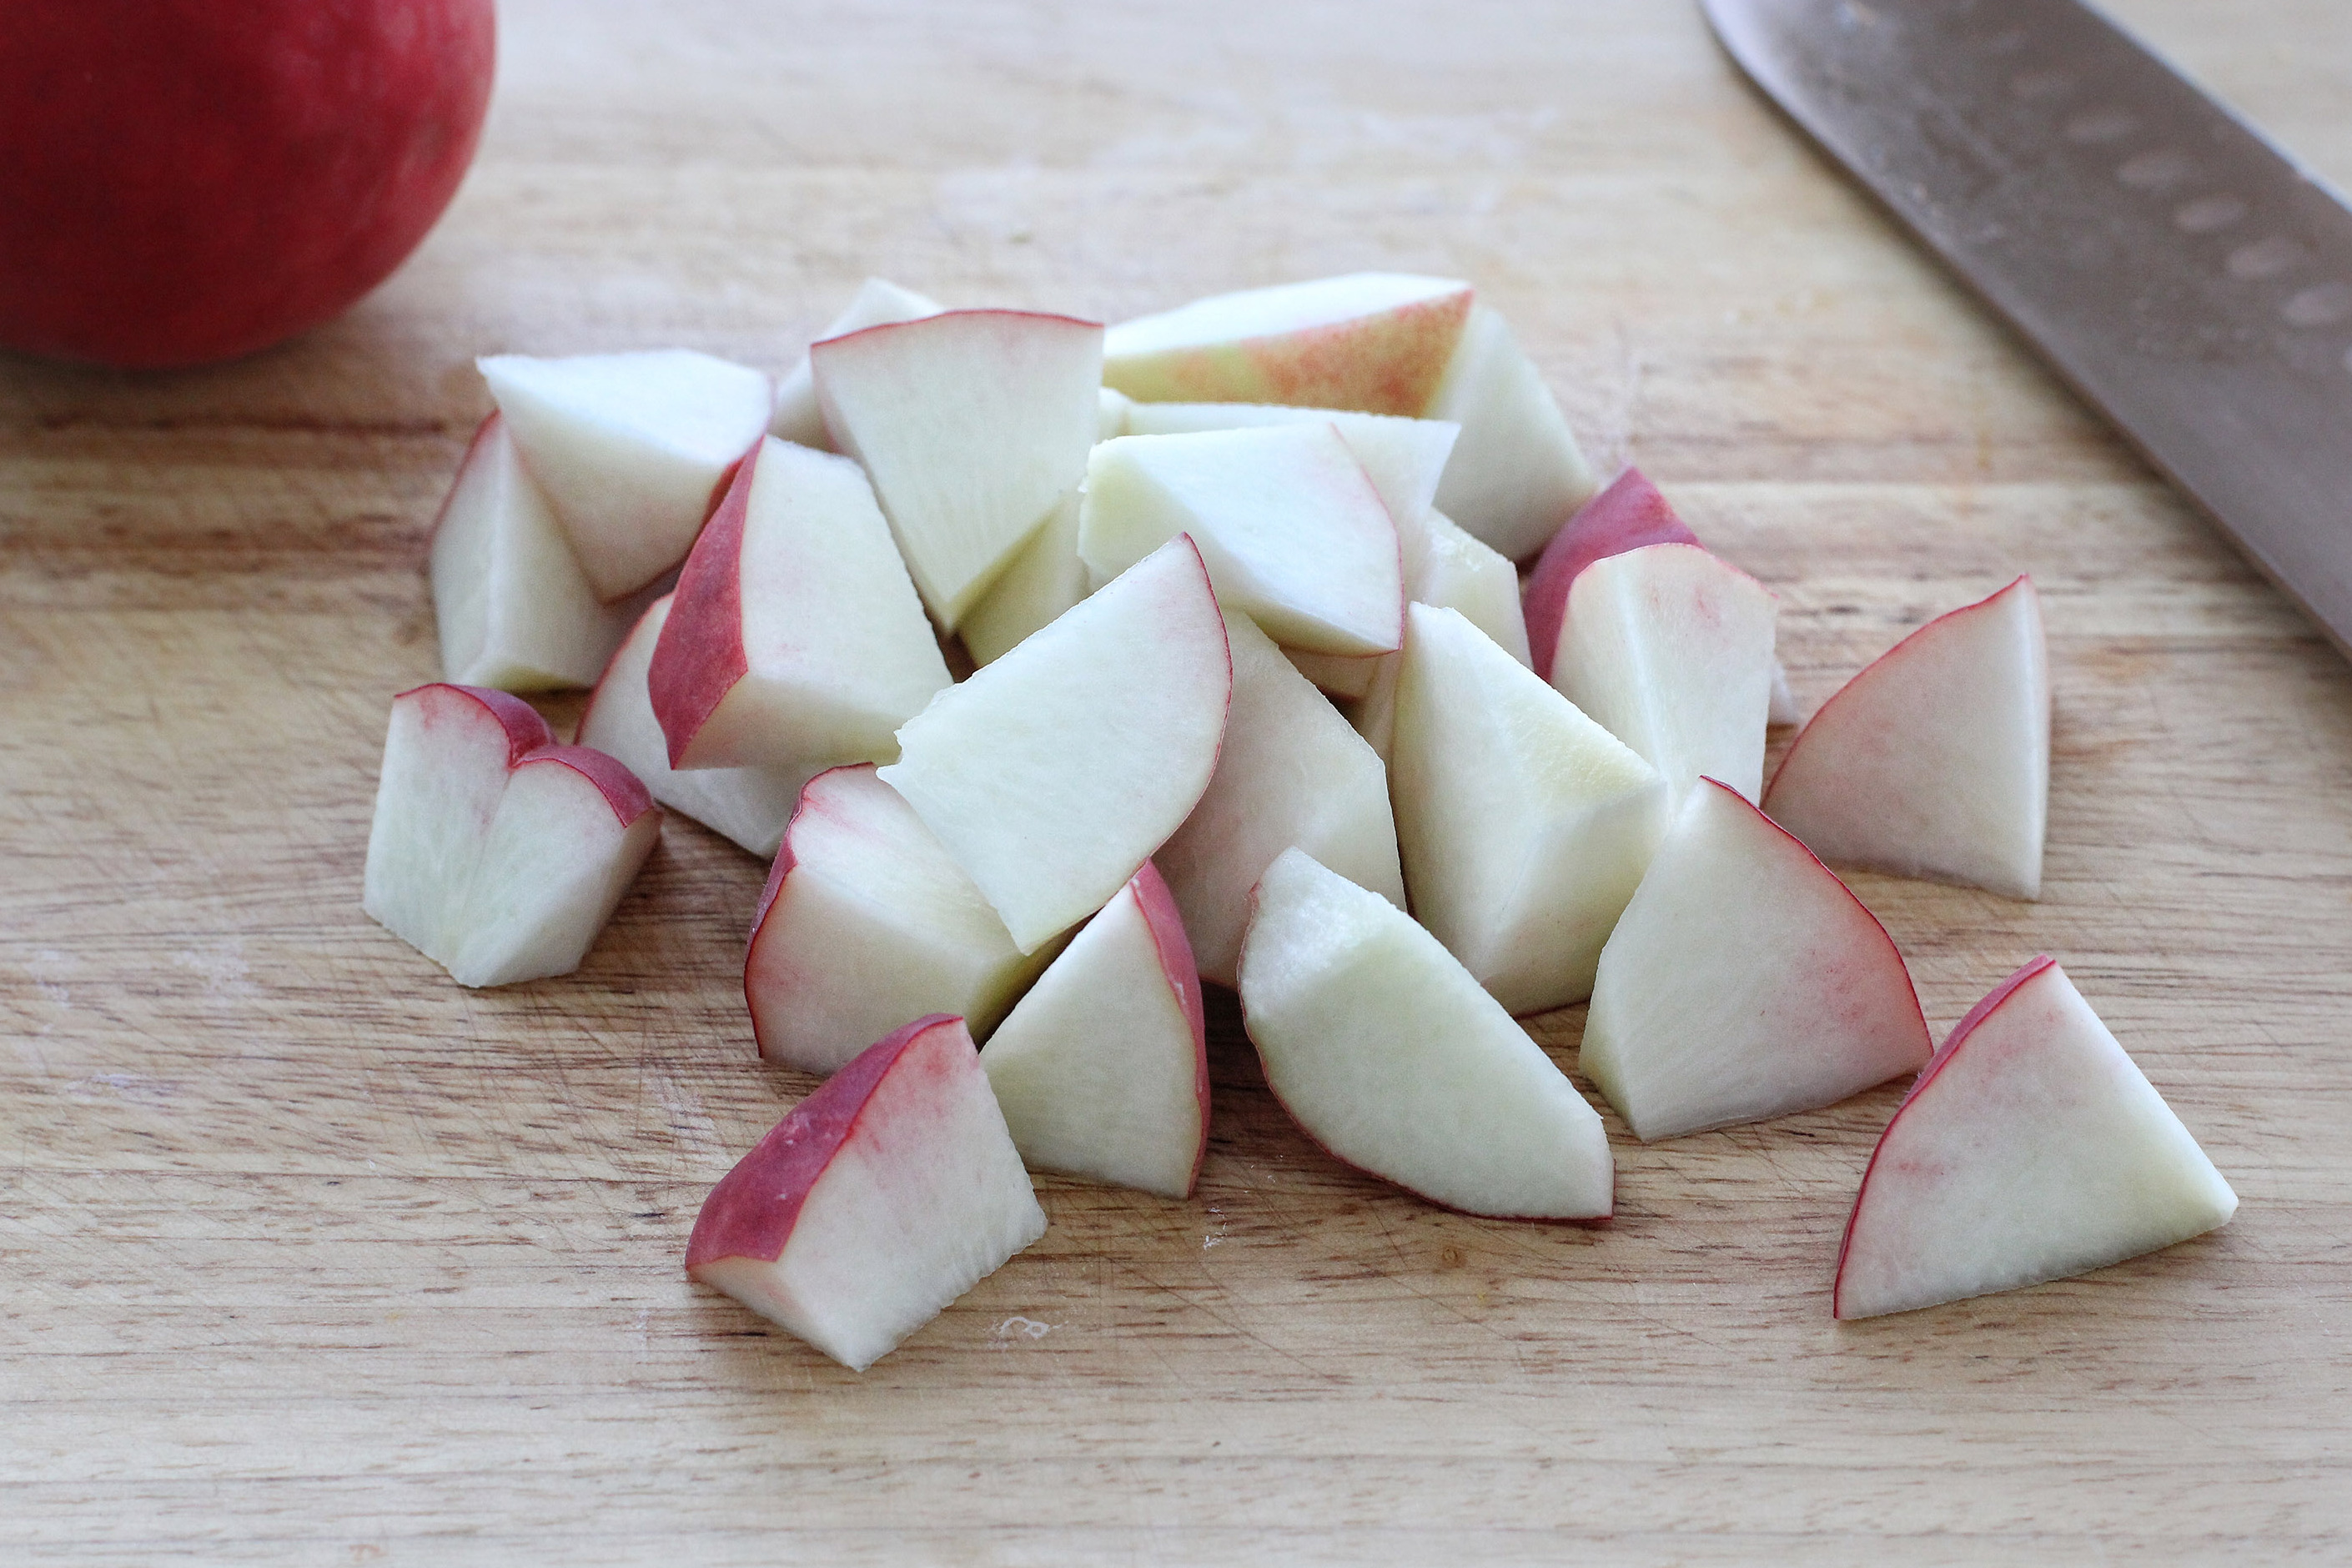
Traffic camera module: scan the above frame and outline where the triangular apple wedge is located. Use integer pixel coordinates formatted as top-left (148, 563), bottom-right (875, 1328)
top-left (878, 537), bottom-right (1231, 954)
top-left (1391, 605), bottom-right (1667, 1014)
top-left (428, 413), bottom-right (644, 691)
top-left (577, 596), bottom-right (814, 859)
top-left (646, 436), bottom-right (947, 771)
top-left (1522, 467), bottom-right (1698, 681)
top-left (813, 308), bottom-right (1103, 626)
top-left (1423, 304), bottom-right (1599, 560)
top-left (1581, 779), bottom-right (1932, 1141)
top-left (979, 864), bottom-right (1211, 1199)
top-left (1103, 273), bottom-right (1474, 415)
top-left (1238, 849), bottom-right (1613, 1220)
top-left (1352, 510), bottom-right (1531, 760)
top-left (771, 277), bottom-right (944, 449)
top-left (746, 766), bottom-right (1056, 1075)
top-left (1118, 401), bottom-right (1459, 557)
top-left (1155, 610), bottom-right (1404, 989)
top-left (1550, 540), bottom-right (1777, 805)
top-left (1078, 425), bottom-right (1405, 656)
top-left (1834, 957), bottom-right (2237, 1319)
top-left (687, 1014), bottom-right (1048, 1371)
top-left (1763, 576), bottom-right (2050, 900)
top-left (477, 349), bottom-right (773, 601)
top-left (363, 684), bottom-right (660, 988)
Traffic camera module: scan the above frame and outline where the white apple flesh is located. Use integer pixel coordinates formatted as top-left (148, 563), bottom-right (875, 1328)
top-left (878, 537), bottom-right (1232, 954)
top-left (1423, 304), bottom-right (1598, 560)
top-left (686, 1013), bottom-right (1048, 1371)
top-left (1834, 957), bottom-right (2237, 1319)
top-left (813, 308), bottom-right (1103, 627)
top-left (745, 765), bottom-right (1054, 1075)
top-left (1154, 609), bottom-right (1404, 989)
top-left (1390, 604), bottom-right (1666, 1014)
top-left (1103, 272), bottom-right (1475, 415)
top-left (1581, 778), bottom-right (1932, 1140)
top-left (1078, 425), bottom-right (1404, 656)
top-left (1238, 849), bottom-right (1614, 1220)
top-left (428, 413), bottom-right (643, 691)
top-left (362, 683), bottom-right (660, 988)
top-left (646, 436), bottom-right (947, 771)
top-left (1551, 540), bottom-right (1777, 805)
top-left (979, 863), bottom-right (1211, 1199)
top-left (957, 490), bottom-right (1084, 668)
top-left (476, 349), bottom-right (773, 601)
top-left (771, 277), bottom-right (944, 449)
top-left (1351, 510), bottom-right (1530, 760)
top-left (1763, 576), bottom-right (2050, 900)
top-left (576, 595), bottom-right (815, 859)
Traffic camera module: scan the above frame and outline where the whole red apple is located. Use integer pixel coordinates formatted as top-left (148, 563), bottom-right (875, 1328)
top-left (0, 1), bottom-right (495, 369)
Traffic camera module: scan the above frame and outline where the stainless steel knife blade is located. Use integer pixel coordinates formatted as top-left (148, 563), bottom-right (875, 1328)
top-left (1702, 0), bottom-right (2352, 654)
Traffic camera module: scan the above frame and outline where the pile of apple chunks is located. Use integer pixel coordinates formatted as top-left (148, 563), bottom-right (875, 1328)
top-left (363, 274), bottom-right (2238, 1372)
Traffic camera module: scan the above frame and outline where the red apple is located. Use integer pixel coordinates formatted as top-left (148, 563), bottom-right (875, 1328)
top-left (0, 0), bottom-right (495, 368)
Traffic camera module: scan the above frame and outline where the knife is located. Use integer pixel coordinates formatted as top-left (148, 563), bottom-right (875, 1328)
top-left (1701, 0), bottom-right (2352, 656)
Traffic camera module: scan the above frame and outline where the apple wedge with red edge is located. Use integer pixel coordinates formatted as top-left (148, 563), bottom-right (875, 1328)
top-left (1834, 957), bottom-right (2237, 1320)
top-left (686, 1013), bottom-right (1048, 1371)
top-left (1155, 609), bottom-right (1404, 990)
top-left (1423, 304), bottom-right (1599, 560)
top-left (428, 413), bottom-right (645, 692)
top-left (646, 435), bottom-right (947, 772)
top-left (1580, 779), bottom-right (1932, 1141)
top-left (878, 536), bottom-right (1232, 955)
top-left (476, 349), bottom-right (773, 602)
top-left (746, 766), bottom-right (1057, 1075)
top-left (1523, 467), bottom-right (1700, 682)
top-left (1390, 604), bottom-right (1666, 1014)
top-left (362, 683), bottom-right (659, 988)
top-left (813, 309), bottom-right (1103, 627)
top-left (576, 595), bottom-right (815, 859)
top-left (1550, 540), bottom-right (1777, 805)
top-left (771, 278), bottom-right (944, 449)
top-left (1763, 576), bottom-right (2050, 900)
top-left (1103, 274), bottom-right (1474, 415)
top-left (980, 863), bottom-right (1211, 1199)
top-left (1078, 425), bottom-right (1405, 657)
top-left (1238, 848), bottom-right (1613, 1220)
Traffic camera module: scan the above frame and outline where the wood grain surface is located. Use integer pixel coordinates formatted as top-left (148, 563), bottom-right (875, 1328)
top-left (5, 2), bottom-right (2349, 1561)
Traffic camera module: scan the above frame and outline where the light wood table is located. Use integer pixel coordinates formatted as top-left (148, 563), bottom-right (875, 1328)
top-left (5, 2), bottom-right (2348, 1560)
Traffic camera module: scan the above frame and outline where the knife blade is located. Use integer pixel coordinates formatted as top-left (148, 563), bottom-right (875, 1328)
top-left (1701, 0), bottom-right (2352, 655)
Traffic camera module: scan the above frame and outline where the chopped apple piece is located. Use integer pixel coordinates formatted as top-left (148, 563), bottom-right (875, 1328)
top-left (1156, 611), bottom-right (1404, 988)
top-left (1283, 647), bottom-right (1383, 700)
top-left (1118, 401), bottom-right (1459, 559)
top-left (477, 349), bottom-right (772, 601)
top-left (1424, 304), bottom-right (1598, 560)
top-left (979, 864), bottom-right (1210, 1199)
top-left (1104, 273), bottom-right (1473, 416)
top-left (813, 309), bottom-right (1103, 626)
top-left (1097, 385), bottom-right (1133, 439)
top-left (577, 596), bottom-right (815, 858)
top-left (1581, 779), bottom-right (1932, 1140)
top-left (1390, 605), bottom-right (1666, 1013)
top-left (1238, 849), bottom-right (1614, 1219)
top-left (1834, 957), bottom-right (2237, 1319)
top-left (687, 1014), bottom-right (1048, 1370)
top-left (363, 683), bottom-right (658, 988)
top-left (1352, 510), bottom-right (1532, 759)
top-left (1763, 577), bottom-right (2049, 900)
top-left (646, 437), bottom-right (947, 771)
top-left (958, 490), bottom-right (1084, 668)
top-left (878, 538), bottom-right (1231, 953)
top-left (746, 766), bottom-right (1054, 1075)
top-left (1523, 467), bottom-right (1698, 681)
top-left (771, 278), bottom-right (944, 448)
top-left (1079, 425), bottom-right (1404, 656)
top-left (1551, 541), bottom-right (1777, 805)
top-left (429, 414), bottom-right (641, 691)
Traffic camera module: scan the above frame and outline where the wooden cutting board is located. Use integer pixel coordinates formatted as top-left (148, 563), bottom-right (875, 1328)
top-left (5, 2), bottom-right (2348, 1560)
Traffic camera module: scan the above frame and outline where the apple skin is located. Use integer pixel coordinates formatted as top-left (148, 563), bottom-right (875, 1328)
top-left (0, 0), bottom-right (495, 368)
top-left (1521, 468), bottom-right (1697, 681)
